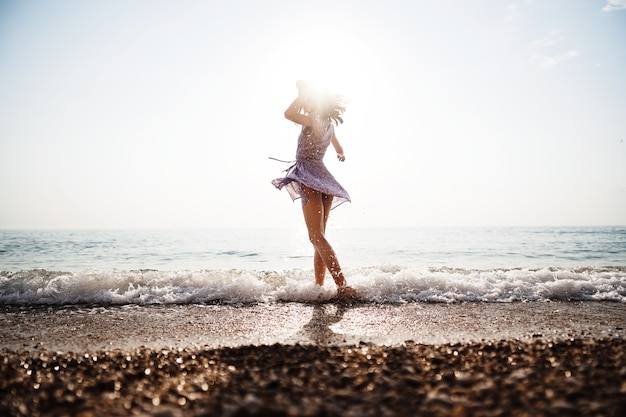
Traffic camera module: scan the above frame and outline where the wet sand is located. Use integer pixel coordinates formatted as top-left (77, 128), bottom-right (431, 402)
top-left (1, 302), bottom-right (624, 351)
top-left (1, 302), bottom-right (625, 416)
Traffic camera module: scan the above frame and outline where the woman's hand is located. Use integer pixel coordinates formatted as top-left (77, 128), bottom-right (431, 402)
top-left (331, 135), bottom-right (345, 162)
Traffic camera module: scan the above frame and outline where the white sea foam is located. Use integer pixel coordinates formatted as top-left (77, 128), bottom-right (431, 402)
top-left (1, 266), bottom-right (625, 306)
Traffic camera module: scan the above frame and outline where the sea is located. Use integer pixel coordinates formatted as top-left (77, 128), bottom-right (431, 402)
top-left (1, 226), bottom-right (625, 306)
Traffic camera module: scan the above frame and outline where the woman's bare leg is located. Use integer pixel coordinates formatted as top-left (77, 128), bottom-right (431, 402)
top-left (301, 185), bottom-right (355, 299)
top-left (313, 193), bottom-right (333, 285)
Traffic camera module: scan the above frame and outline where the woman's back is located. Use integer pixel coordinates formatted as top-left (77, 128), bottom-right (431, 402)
top-left (296, 113), bottom-right (334, 161)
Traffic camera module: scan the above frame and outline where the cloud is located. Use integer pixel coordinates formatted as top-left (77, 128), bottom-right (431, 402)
top-left (504, 3), bottom-right (519, 23)
top-left (603, 0), bottom-right (626, 12)
top-left (531, 29), bottom-right (566, 48)
top-left (503, 1), bottom-right (532, 23)
top-left (530, 29), bottom-right (577, 70)
top-left (533, 50), bottom-right (579, 69)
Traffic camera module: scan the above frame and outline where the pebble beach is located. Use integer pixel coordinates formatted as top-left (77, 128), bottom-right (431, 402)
top-left (1, 301), bottom-right (625, 416)
top-left (2, 338), bottom-right (626, 417)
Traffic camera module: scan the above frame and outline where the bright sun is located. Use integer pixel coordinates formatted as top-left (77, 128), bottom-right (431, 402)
top-left (259, 21), bottom-right (386, 107)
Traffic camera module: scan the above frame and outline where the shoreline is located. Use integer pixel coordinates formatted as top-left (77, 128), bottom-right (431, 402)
top-left (1, 301), bottom-right (624, 352)
top-left (2, 302), bottom-right (625, 416)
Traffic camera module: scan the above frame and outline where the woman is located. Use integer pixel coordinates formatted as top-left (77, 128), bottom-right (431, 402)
top-left (272, 81), bottom-right (356, 300)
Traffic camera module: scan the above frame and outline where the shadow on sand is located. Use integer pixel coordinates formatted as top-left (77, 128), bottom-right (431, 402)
top-left (294, 304), bottom-right (350, 345)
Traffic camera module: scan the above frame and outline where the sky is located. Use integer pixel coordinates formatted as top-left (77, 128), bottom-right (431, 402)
top-left (0, 0), bottom-right (625, 229)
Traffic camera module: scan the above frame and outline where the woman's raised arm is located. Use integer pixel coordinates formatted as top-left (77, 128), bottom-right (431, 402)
top-left (284, 96), bottom-right (311, 126)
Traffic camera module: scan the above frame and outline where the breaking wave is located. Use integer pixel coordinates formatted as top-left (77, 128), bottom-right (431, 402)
top-left (1, 266), bottom-right (625, 306)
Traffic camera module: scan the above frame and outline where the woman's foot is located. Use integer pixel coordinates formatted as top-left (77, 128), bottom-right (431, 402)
top-left (337, 285), bottom-right (356, 300)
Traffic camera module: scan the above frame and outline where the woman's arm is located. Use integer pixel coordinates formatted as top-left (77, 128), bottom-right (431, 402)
top-left (284, 96), bottom-right (311, 126)
top-left (331, 134), bottom-right (345, 162)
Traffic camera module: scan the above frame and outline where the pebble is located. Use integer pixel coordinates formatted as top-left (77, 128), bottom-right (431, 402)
top-left (1, 338), bottom-right (625, 416)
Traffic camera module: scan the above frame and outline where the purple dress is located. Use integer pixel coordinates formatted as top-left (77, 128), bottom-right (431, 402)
top-left (272, 112), bottom-right (351, 209)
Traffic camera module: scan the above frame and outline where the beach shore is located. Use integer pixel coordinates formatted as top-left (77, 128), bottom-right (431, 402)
top-left (1, 302), bottom-right (625, 351)
top-left (1, 302), bottom-right (625, 416)
top-left (2, 338), bottom-right (625, 416)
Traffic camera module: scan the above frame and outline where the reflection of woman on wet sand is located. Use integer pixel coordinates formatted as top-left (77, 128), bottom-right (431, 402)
top-left (299, 305), bottom-right (348, 345)
top-left (272, 81), bottom-right (356, 301)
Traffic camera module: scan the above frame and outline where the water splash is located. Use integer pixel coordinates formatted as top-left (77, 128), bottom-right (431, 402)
top-left (1, 266), bottom-right (625, 306)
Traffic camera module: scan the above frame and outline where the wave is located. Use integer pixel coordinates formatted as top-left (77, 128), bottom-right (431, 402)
top-left (1, 266), bottom-right (625, 306)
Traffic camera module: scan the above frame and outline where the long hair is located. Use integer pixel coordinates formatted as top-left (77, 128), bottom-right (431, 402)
top-left (297, 80), bottom-right (346, 125)
top-left (323, 94), bottom-right (346, 126)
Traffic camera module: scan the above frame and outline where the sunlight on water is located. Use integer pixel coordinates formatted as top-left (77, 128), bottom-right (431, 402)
top-left (1, 227), bottom-right (624, 305)
top-left (1, 227), bottom-right (625, 272)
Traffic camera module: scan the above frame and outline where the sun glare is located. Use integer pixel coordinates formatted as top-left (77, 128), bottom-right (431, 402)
top-left (259, 21), bottom-right (386, 108)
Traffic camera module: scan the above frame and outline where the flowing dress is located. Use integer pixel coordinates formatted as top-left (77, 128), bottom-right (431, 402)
top-left (272, 112), bottom-right (351, 209)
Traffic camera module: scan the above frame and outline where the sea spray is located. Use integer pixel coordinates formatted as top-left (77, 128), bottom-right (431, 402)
top-left (1, 266), bottom-right (624, 306)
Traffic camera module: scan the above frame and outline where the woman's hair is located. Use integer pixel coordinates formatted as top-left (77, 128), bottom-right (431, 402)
top-left (297, 80), bottom-right (346, 125)
top-left (324, 94), bottom-right (346, 125)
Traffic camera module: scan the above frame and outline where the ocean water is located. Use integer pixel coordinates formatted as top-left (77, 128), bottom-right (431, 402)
top-left (1, 227), bottom-right (625, 305)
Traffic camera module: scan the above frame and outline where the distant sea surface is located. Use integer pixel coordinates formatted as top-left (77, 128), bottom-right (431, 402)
top-left (1, 227), bottom-right (625, 305)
